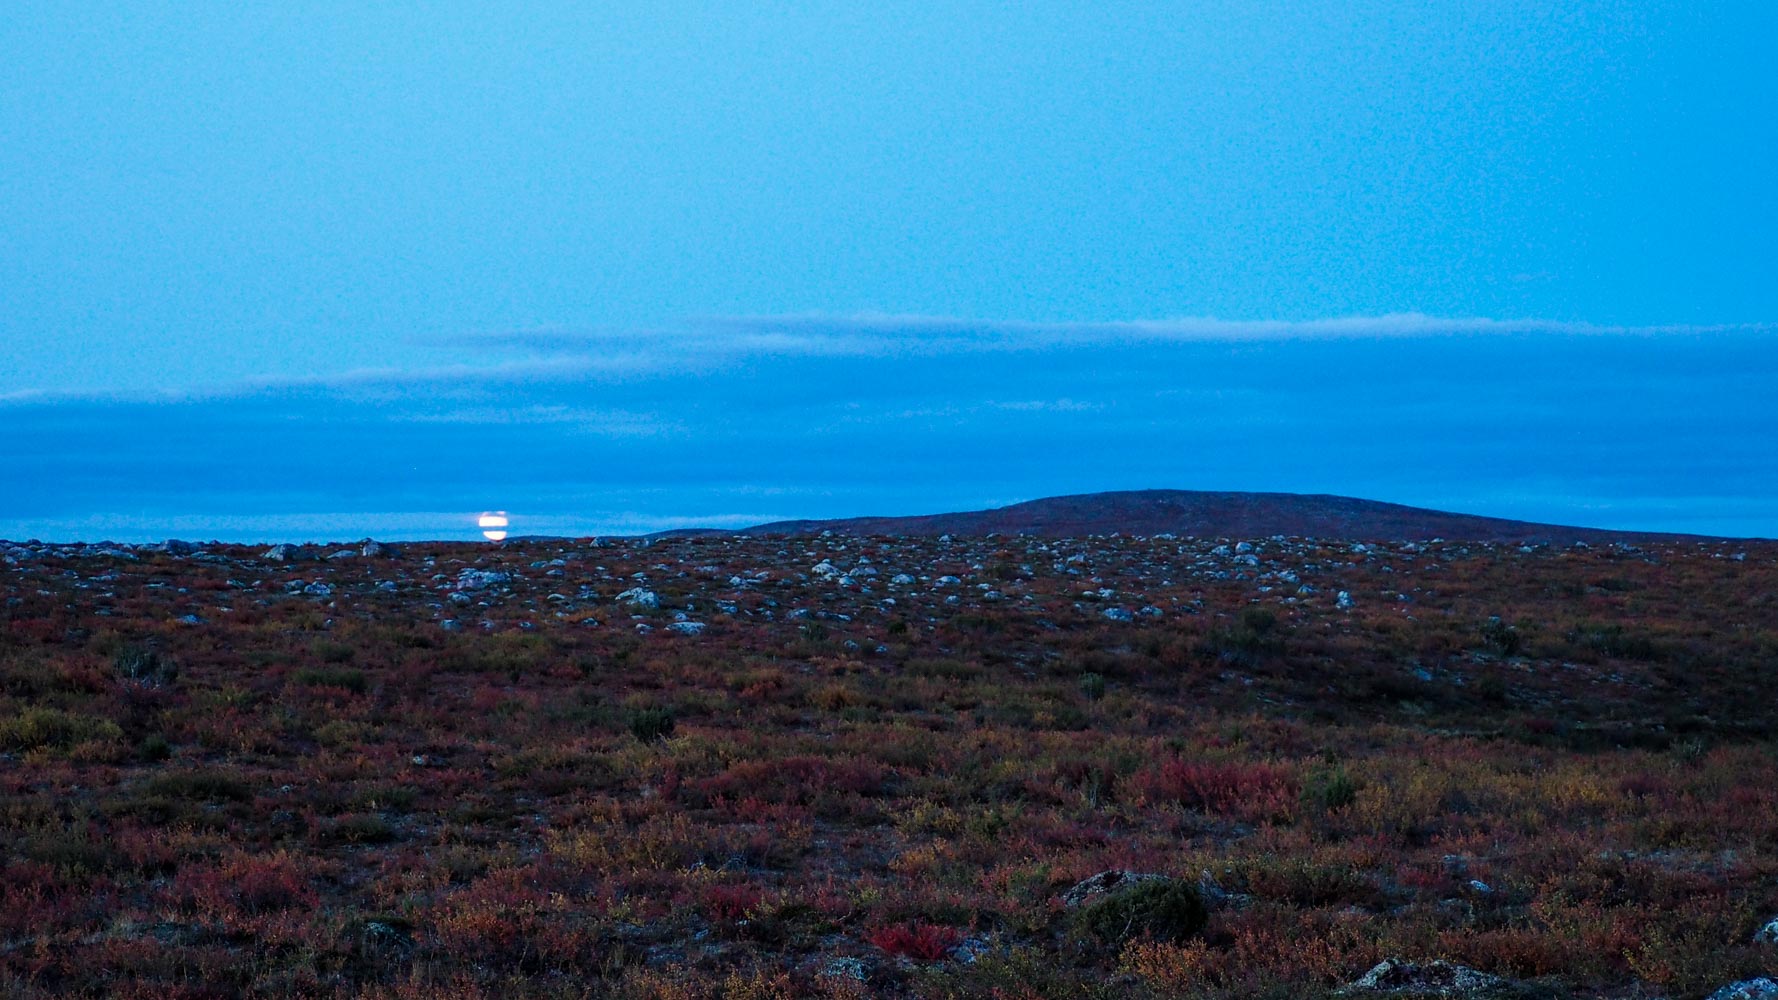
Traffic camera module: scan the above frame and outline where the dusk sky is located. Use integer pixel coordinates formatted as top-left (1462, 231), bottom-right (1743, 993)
top-left (3, 3), bottom-right (1775, 541)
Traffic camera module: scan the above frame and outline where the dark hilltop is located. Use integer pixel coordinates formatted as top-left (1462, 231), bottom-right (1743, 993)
top-left (670, 489), bottom-right (1729, 543)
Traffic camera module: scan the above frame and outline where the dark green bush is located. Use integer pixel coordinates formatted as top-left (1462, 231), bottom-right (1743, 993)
top-left (315, 814), bottom-right (397, 845)
top-left (0, 707), bottom-right (122, 750)
top-left (139, 733), bottom-right (172, 762)
top-left (147, 770), bottom-right (252, 802)
top-left (311, 639), bottom-right (357, 664)
top-left (630, 706), bottom-right (676, 743)
top-left (1201, 607), bottom-right (1285, 666)
top-left (1079, 672), bottom-right (1106, 701)
top-left (1072, 877), bottom-right (1206, 946)
top-left (114, 646), bottom-right (177, 685)
top-left (1479, 617), bottom-right (1522, 657)
top-left (294, 666), bottom-right (368, 693)
top-left (1301, 764), bottom-right (1359, 814)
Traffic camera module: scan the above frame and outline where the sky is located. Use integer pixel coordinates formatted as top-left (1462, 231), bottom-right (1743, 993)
top-left (2, 3), bottom-right (1775, 541)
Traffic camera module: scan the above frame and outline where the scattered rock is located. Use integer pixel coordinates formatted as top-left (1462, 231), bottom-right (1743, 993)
top-left (361, 540), bottom-right (390, 557)
top-left (262, 544), bottom-right (296, 562)
top-left (1060, 869), bottom-right (1169, 908)
top-left (1337, 590), bottom-right (1355, 609)
top-left (1342, 958), bottom-right (1515, 997)
top-left (616, 587), bottom-right (659, 609)
top-left (1709, 980), bottom-right (1778, 1000)
top-left (819, 956), bottom-right (871, 982)
top-left (1196, 869), bottom-right (1230, 908)
top-left (668, 621), bottom-right (707, 635)
top-left (1102, 607), bottom-right (1134, 622)
top-left (455, 569), bottom-right (510, 591)
top-left (301, 582), bottom-right (333, 597)
top-left (952, 935), bottom-right (990, 963)
top-left (1756, 915), bottom-right (1778, 944)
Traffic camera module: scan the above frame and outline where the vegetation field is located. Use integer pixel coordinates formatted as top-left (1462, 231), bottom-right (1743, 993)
top-left (2, 531), bottom-right (1776, 998)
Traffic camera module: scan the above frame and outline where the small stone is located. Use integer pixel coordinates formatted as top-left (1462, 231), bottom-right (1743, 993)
top-left (668, 621), bottom-right (706, 635)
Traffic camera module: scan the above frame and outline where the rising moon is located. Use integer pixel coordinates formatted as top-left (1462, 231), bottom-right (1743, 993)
top-left (478, 512), bottom-right (509, 542)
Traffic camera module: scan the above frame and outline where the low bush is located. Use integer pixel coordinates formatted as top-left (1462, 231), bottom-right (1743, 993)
top-left (1073, 878), bottom-right (1207, 946)
top-left (0, 707), bottom-right (122, 750)
top-left (867, 920), bottom-right (963, 961)
top-left (630, 706), bottom-right (676, 743)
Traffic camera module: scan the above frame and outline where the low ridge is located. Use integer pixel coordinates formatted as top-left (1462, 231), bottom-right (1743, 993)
top-left (723, 489), bottom-right (1719, 543)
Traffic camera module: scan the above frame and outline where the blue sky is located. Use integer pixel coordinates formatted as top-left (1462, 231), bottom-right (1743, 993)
top-left (2, 4), bottom-right (1775, 540)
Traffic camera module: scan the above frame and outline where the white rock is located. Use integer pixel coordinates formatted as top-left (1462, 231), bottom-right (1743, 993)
top-left (616, 587), bottom-right (659, 609)
top-left (455, 569), bottom-right (510, 591)
top-left (1709, 980), bottom-right (1778, 1000)
top-left (668, 621), bottom-right (706, 635)
top-left (1347, 958), bottom-right (1506, 996)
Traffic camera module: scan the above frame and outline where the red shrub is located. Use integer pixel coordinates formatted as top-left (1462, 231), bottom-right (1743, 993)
top-left (174, 853), bottom-right (317, 917)
top-left (866, 920), bottom-right (963, 961)
top-left (1135, 759), bottom-right (1299, 822)
top-left (703, 883), bottom-right (764, 924)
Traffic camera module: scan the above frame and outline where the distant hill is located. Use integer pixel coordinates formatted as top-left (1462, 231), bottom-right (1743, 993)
top-left (705, 490), bottom-right (1717, 543)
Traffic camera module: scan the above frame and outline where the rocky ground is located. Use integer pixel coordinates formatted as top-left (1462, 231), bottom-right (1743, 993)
top-left (2, 530), bottom-right (1776, 998)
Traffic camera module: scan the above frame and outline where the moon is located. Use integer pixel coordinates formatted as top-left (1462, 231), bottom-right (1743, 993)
top-left (478, 512), bottom-right (509, 542)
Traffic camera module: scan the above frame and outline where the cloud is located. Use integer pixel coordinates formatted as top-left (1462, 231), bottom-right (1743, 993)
top-left (4, 314), bottom-right (1775, 541)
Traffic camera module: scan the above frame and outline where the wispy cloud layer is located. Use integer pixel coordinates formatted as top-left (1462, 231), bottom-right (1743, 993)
top-left (4, 316), bottom-right (1774, 541)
